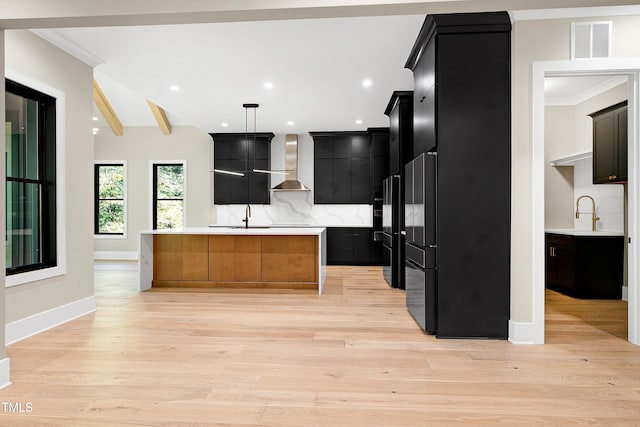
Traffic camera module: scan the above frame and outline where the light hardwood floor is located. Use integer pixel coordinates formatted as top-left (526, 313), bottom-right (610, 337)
top-left (0, 265), bottom-right (639, 426)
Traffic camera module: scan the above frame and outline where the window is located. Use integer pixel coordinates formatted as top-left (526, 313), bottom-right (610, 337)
top-left (152, 162), bottom-right (185, 229)
top-left (94, 162), bottom-right (126, 236)
top-left (5, 79), bottom-right (57, 275)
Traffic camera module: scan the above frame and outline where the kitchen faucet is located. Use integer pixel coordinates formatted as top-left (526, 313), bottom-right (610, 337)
top-left (242, 204), bottom-right (251, 228)
top-left (575, 195), bottom-right (600, 232)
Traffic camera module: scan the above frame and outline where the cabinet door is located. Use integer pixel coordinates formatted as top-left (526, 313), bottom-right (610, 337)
top-left (592, 110), bottom-right (616, 184)
top-left (327, 227), bottom-right (354, 264)
top-left (333, 158), bottom-right (352, 203)
top-left (351, 135), bottom-right (370, 159)
top-left (351, 158), bottom-right (370, 204)
top-left (314, 158), bottom-right (334, 203)
top-left (249, 158), bottom-right (270, 204)
top-left (389, 106), bottom-right (401, 175)
top-left (353, 228), bottom-right (372, 264)
top-left (214, 159), bottom-right (246, 204)
top-left (314, 137), bottom-right (333, 158)
top-left (262, 236), bottom-right (289, 282)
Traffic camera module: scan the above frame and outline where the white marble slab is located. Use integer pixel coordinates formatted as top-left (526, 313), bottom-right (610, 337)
top-left (214, 191), bottom-right (372, 227)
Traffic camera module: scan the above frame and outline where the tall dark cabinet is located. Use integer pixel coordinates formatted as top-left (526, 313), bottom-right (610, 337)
top-left (383, 91), bottom-right (413, 289)
top-left (210, 133), bottom-right (274, 204)
top-left (404, 12), bottom-right (511, 338)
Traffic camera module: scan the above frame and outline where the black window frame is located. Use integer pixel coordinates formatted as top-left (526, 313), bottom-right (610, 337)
top-left (5, 79), bottom-right (57, 276)
top-left (94, 163), bottom-right (126, 236)
top-left (152, 162), bottom-right (185, 230)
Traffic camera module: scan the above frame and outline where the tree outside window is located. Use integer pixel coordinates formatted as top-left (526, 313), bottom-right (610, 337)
top-left (95, 163), bottom-right (125, 235)
top-left (153, 163), bottom-right (184, 230)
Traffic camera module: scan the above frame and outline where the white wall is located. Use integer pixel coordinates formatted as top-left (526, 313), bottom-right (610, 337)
top-left (0, 28), bottom-right (6, 368)
top-left (544, 105), bottom-right (574, 229)
top-left (4, 30), bottom-right (94, 323)
top-left (93, 126), bottom-right (214, 254)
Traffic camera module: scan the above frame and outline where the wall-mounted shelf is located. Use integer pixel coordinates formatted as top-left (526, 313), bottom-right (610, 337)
top-left (550, 151), bottom-right (592, 167)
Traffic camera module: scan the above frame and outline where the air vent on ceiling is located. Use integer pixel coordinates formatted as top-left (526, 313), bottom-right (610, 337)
top-left (571, 21), bottom-right (612, 60)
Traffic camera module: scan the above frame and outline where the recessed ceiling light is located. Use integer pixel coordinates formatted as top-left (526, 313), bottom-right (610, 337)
top-left (92, 127), bottom-right (99, 135)
top-left (92, 116), bottom-right (98, 121)
top-left (264, 81), bottom-right (274, 90)
top-left (221, 122), bottom-right (229, 127)
top-left (361, 79), bottom-right (373, 88)
top-left (287, 121), bottom-right (295, 126)
top-left (169, 85), bottom-right (180, 92)
top-left (355, 119), bottom-right (363, 125)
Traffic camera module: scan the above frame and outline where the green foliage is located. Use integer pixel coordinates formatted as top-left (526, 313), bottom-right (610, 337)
top-left (97, 165), bottom-right (125, 234)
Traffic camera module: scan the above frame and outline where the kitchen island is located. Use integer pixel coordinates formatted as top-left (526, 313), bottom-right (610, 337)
top-left (140, 227), bottom-right (326, 294)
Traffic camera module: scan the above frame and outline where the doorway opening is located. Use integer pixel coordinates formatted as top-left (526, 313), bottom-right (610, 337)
top-left (531, 59), bottom-right (640, 346)
top-left (543, 73), bottom-right (630, 343)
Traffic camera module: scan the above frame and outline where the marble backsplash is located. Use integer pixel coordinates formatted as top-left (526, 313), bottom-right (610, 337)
top-left (213, 191), bottom-right (373, 227)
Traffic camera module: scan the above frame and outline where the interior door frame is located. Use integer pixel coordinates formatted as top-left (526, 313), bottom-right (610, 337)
top-left (532, 59), bottom-right (640, 345)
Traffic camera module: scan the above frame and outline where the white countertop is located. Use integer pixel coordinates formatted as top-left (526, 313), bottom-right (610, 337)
top-left (545, 228), bottom-right (624, 237)
top-left (141, 227), bottom-right (326, 236)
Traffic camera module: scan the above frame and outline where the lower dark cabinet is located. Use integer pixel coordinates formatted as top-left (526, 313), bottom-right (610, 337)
top-left (545, 233), bottom-right (623, 299)
top-left (327, 227), bottom-right (382, 265)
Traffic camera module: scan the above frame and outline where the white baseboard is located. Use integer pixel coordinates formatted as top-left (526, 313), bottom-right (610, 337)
top-left (509, 320), bottom-right (543, 345)
top-left (0, 358), bottom-right (10, 390)
top-left (94, 251), bottom-right (138, 261)
top-left (622, 286), bottom-right (629, 301)
top-left (6, 296), bottom-right (96, 346)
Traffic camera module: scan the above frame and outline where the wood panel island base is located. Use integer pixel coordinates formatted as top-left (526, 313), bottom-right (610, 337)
top-left (140, 228), bottom-right (327, 294)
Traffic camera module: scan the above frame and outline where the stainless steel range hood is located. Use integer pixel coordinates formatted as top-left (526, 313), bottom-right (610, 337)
top-left (271, 134), bottom-right (311, 192)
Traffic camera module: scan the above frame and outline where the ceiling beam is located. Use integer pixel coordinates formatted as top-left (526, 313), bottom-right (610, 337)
top-left (93, 79), bottom-right (123, 136)
top-left (147, 100), bottom-right (172, 135)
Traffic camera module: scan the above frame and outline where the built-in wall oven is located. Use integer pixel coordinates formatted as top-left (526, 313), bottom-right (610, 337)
top-left (404, 152), bottom-right (437, 334)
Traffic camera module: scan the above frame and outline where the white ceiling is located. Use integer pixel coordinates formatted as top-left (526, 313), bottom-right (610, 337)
top-left (45, 15), bottom-right (425, 134)
top-left (545, 75), bottom-right (629, 105)
top-left (28, 4), bottom-right (640, 135)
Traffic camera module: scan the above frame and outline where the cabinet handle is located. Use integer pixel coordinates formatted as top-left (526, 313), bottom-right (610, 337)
top-left (609, 175), bottom-right (617, 181)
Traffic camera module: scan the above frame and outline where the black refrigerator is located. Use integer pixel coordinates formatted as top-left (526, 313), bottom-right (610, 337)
top-left (382, 175), bottom-right (402, 288)
top-left (404, 152), bottom-right (437, 333)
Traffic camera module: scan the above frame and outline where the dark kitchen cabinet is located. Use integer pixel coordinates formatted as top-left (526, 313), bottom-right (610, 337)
top-left (369, 128), bottom-right (390, 201)
top-left (385, 91), bottom-right (413, 176)
top-left (546, 233), bottom-right (623, 299)
top-left (311, 131), bottom-right (379, 205)
top-left (404, 12), bottom-right (511, 338)
top-left (210, 133), bottom-right (274, 204)
top-left (590, 101), bottom-right (627, 184)
top-left (327, 227), bottom-right (381, 265)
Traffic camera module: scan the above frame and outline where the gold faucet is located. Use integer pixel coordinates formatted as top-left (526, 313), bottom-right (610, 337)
top-left (575, 195), bottom-right (599, 232)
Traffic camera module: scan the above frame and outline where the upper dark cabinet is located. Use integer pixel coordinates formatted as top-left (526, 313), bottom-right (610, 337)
top-left (210, 132), bottom-right (274, 204)
top-left (385, 91), bottom-right (414, 175)
top-left (311, 130), bottom-right (388, 205)
top-left (590, 101), bottom-right (628, 184)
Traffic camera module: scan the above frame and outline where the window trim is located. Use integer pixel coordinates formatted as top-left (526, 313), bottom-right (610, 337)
top-left (5, 70), bottom-right (66, 288)
top-left (94, 160), bottom-right (128, 239)
top-left (149, 160), bottom-right (187, 230)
